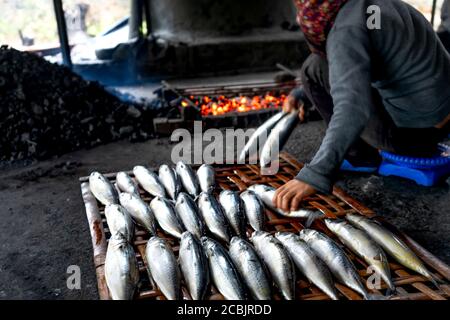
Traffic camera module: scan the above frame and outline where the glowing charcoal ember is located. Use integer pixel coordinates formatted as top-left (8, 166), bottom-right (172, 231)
top-left (187, 94), bottom-right (287, 116)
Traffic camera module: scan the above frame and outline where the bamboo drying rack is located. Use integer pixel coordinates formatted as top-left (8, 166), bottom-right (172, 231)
top-left (79, 153), bottom-right (450, 300)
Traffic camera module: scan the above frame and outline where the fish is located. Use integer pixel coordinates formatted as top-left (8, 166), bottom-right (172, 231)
top-left (145, 237), bottom-right (181, 300)
top-left (179, 232), bottom-right (209, 300)
top-left (89, 172), bottom-right (119, 206)
top-left (250, 231), bottom-right (296, 300)
top-left (201, 237), bottom-right (247, 300)
top-left (176, 161), bottom-right (200, 198)
top-left (240, 190), bottom-right (266, 231)
top-left (119, 192), bottom-right (157, 235)
top-left (159, 164), bottom-right (181, 200)
top-left (346, 213), bottom-right (437, 285)
top-left (238, 111), bottom-right (287, 163)
top-left (299, 229), bottom-right (371, 299)
top-left (275, 232), bottom-right (339, 300)
top-left (133, 166), bottom-right (166, 198)
top-left (248, 184), bottom-right (323, 225)
top-left (219, 190), bottom-right (247, 237)
top-left (150, 197), bottom-right (184, 239)
top-left (116, 172), bottom-right (140, 197)
top-left (198, 192), bottom-right (232, 243)
top-left (175, 193), bottom-right (205, 239)
top-left (260, 111), bottom-right (299, 168)
top-left (197, 164), bottom-right (216, 194)
top-left (325, 219), bottom-right (395, 292)
top-left (104, 235), bottom-right (139, 300)
top-left (104, 204), bottom-right (134, 242)
top-left (229, 237), bottom-right (272, 300)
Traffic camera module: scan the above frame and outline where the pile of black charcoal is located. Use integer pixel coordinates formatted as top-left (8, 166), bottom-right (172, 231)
top-left (0, 46), bottom-right (155, 161)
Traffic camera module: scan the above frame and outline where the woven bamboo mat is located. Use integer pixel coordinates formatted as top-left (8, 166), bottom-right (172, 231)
top-left (79, 152), bottom-right (450, 300)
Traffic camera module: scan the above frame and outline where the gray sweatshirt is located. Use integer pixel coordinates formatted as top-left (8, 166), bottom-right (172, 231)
top-left (296, 0), bottom-right (450, 194)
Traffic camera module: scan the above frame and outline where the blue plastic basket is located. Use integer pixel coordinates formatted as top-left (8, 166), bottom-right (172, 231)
top-left (379, 144), bottom-right (450, 186)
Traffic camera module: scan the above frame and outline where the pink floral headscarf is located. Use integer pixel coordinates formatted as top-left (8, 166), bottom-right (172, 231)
top-left (294, 0), bottom-right (348, 55)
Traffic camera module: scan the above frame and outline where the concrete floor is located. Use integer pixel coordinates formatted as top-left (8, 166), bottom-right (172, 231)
top-left (0, 120), bottom-right (449, 300)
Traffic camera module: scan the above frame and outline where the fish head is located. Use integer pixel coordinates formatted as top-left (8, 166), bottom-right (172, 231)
top-left (346, 213), bottom-right (365, 226)
top-left (176, 192), bottom-right (189, 205)
top-left (119, 192), bottom-right (133, 203)
top-left (247, 184), bottom-right (273, 196)
top-left (298, 229), bottom-right (319, 243)
top-left (116, 171), bottom-right (127, 180)
top-left (274, 231), bottom-right (295, 243)
top-left (250, 230), bottom-right (270, 244)
top-left (201, 237), bottom-right (219, 254)
top-left (324, 218), bottom-right (347, 233)
top-left (180, 231), bottom-right (196, 248)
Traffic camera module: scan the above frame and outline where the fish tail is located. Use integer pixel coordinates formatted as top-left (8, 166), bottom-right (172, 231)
top-left (305, 211), bottom-right (323, 228)
top-left (427, 272), bottom-right (444, 290)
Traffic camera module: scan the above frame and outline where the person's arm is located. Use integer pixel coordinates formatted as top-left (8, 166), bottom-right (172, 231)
top-left (274, 26), bottom-right (377, 211)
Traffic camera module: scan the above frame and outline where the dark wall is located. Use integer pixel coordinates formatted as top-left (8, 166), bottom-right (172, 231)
top-left (149, 0), bottom-right (297, 38)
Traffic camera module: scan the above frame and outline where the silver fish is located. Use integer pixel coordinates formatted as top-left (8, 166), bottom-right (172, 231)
top-left (260, 111), bottom-right (299, 168)
top-left (116, 172), bottom-right (140, 197)
top-left (248, 184), bottom-right (322, 222)
top-left (240, 190), bottom-right (265, 231)
top-left (325, 219), bottom-right (395, 292)
top-left (198, 192), bottom-right (232, 243)
top-left (133, 166), bottom-right (166, 198)
top-left (219, 190), bottom-right (247, 237)
top-left (179, 232), bottom-right (209, 300)
top-left (238, 111), bottom-right (287, 163)
top-left (150, 197), bottom-right (184, 239)
top-left (119, 192), bottom-right (157, 235)
top-left (175, 193), bottom-right (205, 239)
top-left (159, 164), bottom-right (181, 200)
top-left (275, 232), bottom-right (339, 300)
top-left (346, 213), bottom-right (435, 284)
top-left (105, 235), bottom-right (139, 300)
top-left (145, 237), bottom-right (181, 300)
top-left (197, 164), bottom-right (216, 194)
top-left (89, 172), bottom-right (119, 206)
top-left (176, 161), bottom-right (200, 198)
top-left (250, 231), bottom-right (296, 300)
top-left (201, 237), bottom-right (247, 300)
top-left (229, 237), bottom-right (271, 300)
top-left (299, 229), bottom-right (370, 299)
top-left (104, 204), bottom-right (134, 242)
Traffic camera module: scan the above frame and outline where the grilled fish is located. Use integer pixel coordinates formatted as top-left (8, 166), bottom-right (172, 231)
top-left (250, 231), bottom-right (296, 300)
top-left (119, 192), bottom-right (157, 235)
top-left (346, 213), bottom-right (436, 284)
top-left (104, 204), bottom-right (134, 242)
top-left (325, 219), bottom-right (395, 292)
top-left (176, 161), bottom-right (200, 198)
top-left (238, 111), bottom-right (287, 163)
top-left (175, 193), bottom-right (205, 239)
top-left (299, 229), bottom-right (370, 299)
top-left (150, 197), bottom-right (184, 239)
top-left (179, 232), bottom-right (209, 300)
top-left (198, 192), bottom-right (232, 243)
top-left (116, 172), bottom-right (140, 197)
top-left (240, 190), bottom-right (265, 231)
top-left (159, 164), bottom-right (181, 200)
top-left (260, 111), bottom-right (299, 168)
top-left (229, 237), bottom-right (271, 300)
top-left (219, 190), bottom-right (247, 237)
top-left (105, 235), bottom-right (139, 300)
top-left (89, 172), bottom-right (119, 206)
top-left (248, 184), bottom-right (322, 223)
top-left (275, 232), bottom-right (339, 300)
top-left (197, 164), bottom-right (216, 194)
top-left (202, 237), bottom-right (247, 300)
top-left (145, 237), bottom-right (181, 300)
top-left (133, 166), bottom-right (166, 198)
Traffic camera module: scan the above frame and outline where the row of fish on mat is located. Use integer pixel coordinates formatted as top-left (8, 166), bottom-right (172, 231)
top-left (88, 161), bottom-right (441, 300)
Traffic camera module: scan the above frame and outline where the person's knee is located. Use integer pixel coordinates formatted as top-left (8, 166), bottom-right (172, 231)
top-left (300, 54), bottom-right (329, 90)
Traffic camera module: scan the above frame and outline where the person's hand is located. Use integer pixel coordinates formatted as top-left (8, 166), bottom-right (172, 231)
top-left (283, 90), bottom-right (306, 122)
top-left (273, 179), bottom-right (317, 212)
